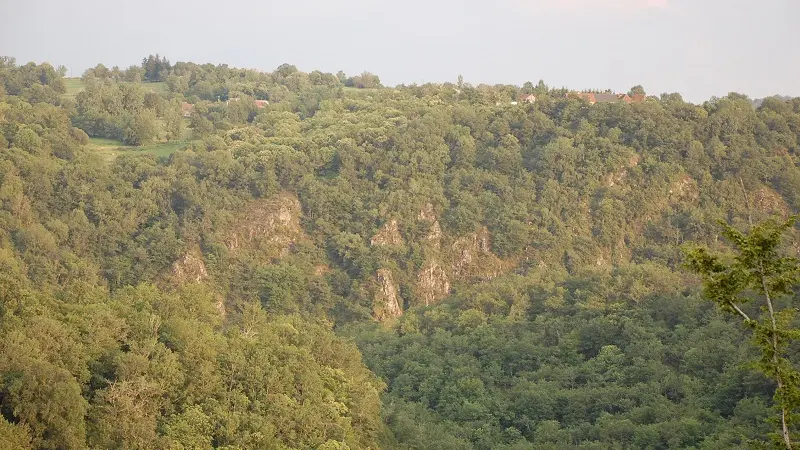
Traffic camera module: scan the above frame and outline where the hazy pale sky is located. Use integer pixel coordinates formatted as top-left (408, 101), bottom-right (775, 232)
top-left (1, 0), bottom-right (798, 102)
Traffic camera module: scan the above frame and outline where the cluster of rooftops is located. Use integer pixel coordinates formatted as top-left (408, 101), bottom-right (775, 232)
top-left (514, 92), bottom-right (646, 105)
top-left (568, 92), bottom-right (647, 104)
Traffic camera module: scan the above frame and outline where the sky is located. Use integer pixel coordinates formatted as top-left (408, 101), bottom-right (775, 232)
top-left (1, 0), bottom-right (798, 102)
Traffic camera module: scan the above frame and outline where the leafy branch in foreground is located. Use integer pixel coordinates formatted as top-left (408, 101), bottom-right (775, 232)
top-left (685, 215), bottom-right (800, 449)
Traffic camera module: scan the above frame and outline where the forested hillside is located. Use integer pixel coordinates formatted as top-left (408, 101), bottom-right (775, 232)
top-left (1, 55), bottom-right (800, 449)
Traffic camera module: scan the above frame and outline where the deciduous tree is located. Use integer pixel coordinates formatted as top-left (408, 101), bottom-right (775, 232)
top-left (686, 215), bottom-right (800, 449)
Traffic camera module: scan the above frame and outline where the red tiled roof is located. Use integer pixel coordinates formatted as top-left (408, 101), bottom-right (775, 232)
top-left (568, 91), bottom-right (645, 105)
top-left (593, 93), bottom-right (621, 103)
top-left (630, 93), bottom-right (646, 103)
top-left (571, 92), bottom-right (596, 103)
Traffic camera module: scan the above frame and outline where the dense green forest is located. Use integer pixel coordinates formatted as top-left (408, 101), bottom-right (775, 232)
top-left (1, 54), bottom-right (800, 449)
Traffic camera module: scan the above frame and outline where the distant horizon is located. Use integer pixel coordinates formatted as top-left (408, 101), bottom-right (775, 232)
top-left (2, 0), bottom-right (798, 104)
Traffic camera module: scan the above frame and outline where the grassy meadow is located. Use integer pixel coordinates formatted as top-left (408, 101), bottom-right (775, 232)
top-left (86, 118), bottom-right (191, 160)
top-left (87, 136), bottom-right (190, 160)
top-left (62, 78), bottom-right (85, 99)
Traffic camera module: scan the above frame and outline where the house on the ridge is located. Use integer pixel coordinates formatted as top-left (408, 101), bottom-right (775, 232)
top-left (629, 93), bottom-right (646, 103)
top-left (568, 92), bottom-right (644, 105)
top-left (568, 92), bottom-right (595, 104)
top-left (181, 102), bottom-right (194, 117)
top-left (616, 93), bottom-right (632, 103)
top-left (226, 98), bottom-right (270, 108)
top-left (496, 94), bottom-right (535, 107)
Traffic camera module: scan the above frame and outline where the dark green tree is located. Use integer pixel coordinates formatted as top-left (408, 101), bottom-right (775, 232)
top-left (121, 109), bottom-right (158, 146)
top-left (628, 85), bottom-right (646, 96)
top-left (163, 105), bottom-right (184, 141)
top-left (141, 54), bottom-right (171, 82)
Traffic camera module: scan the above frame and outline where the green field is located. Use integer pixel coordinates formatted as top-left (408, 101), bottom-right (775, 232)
top-left (87, 136), bottom-right (189, 160)
top-left (62, 78), bottom-right (85, 99)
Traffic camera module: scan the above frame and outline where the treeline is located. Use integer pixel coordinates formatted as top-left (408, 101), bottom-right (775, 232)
top-left (0, 57), bottom-right (66, 104)
top-left (83, 54), bottom-right (170, 83)
top-left (82, 55), bottom-right (380, 118)
top-left (1, 55), bottom-right (800, 448)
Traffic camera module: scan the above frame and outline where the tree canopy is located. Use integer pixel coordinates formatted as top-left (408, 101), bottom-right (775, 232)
top-left (1, 54), bottom-right (800, 448)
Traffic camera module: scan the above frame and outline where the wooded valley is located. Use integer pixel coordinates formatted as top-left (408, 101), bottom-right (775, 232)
top-left (1, 55), bottom-right (800, 449)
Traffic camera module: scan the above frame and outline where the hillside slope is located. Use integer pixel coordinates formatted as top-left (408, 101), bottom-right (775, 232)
top-left (1, 58), bottom-right (800, 448)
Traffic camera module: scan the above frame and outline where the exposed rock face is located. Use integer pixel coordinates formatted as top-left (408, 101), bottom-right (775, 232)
top-left (370, 219), bottom-right (403, 247)
top-left (604, 153), bottom-right (640, 187)
top-left (753, 187), bottom-right (789, 216)
top-left (415, 202), bottom-right (442, 248)
top-left (170, 249), bottom-right (226, 317)
top-left (668, 175), bottom-right (698, 202)
top-left (451, 227), bottom-right (503, 280)
top-left (172, 249), bottom-right (208, 284)
top-left (417, 260), bottom-right (450, 306)
top-left (314, 265), bottom-right (331, 277)
top-left (374, 268), bottom-right (403, 322)
top-left (418, 203), bottom-right (436, 222)
top-left (426, 220), bottom-right (442, 248)
top-left (452, 237), bottom-right (475, 276)
top-left (224, 193), bottom-right (302, 258)
top-left (605, 170), bottom-right (627, 187)
top-left (477, 227), bottom-right (491, 253)
top-left (595, 254), bottom-right (609, 267)
top-left (215, 295), bottom-right (226, 318)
